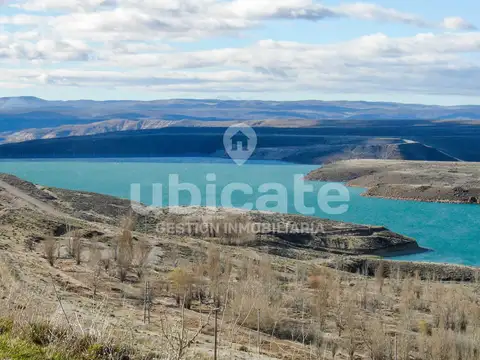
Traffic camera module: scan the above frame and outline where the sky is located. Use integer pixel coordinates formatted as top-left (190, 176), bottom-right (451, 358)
top-left (0, 0), bottom-right (480, 104)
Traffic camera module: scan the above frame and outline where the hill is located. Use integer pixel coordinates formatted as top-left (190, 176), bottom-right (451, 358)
top-left (2, 97), bottom-right (480, 144)
top-left (0, 173), bottom-right (423, 257)
top-left (2, 97), bottom-right (480, 123)
top-left (0, 174), bottom-right (479, 359)
top-left (306, 159), bottom-right (480, 203)
top-left (0, 127), bottom-right (462, 164)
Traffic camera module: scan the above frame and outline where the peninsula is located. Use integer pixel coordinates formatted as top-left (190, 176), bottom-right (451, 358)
top-left (306, 159), bottom-right (480, 204)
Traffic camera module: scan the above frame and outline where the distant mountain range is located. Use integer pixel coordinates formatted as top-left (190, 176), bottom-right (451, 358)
top-left (1, 97), bottom-right (480, 144)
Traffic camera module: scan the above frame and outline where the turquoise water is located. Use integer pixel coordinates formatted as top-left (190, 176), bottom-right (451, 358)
top-left (1, 158), bottom-right (479, 266)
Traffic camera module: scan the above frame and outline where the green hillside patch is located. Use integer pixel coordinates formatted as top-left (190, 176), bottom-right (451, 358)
top-left (0, 335), bottom-right (50, 360)
top-left (0, 318), bottom-right (136, 360)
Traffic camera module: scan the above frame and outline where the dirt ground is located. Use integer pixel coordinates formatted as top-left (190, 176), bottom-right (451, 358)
top-left (306, 159), bottom-right (480, 203)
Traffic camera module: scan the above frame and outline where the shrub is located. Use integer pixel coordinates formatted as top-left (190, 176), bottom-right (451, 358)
top-left (90, 243), bottom-right (103, 297)
top-left (363, 320), bottom-right (394, 360)
top-left (43, 238), bottom-right (57, 267)
top-left (28, 321), bottom-right (67, 346)
top-left (116, 223), bottom-right (134, 282)
top-left (418, 320), bottom-right (433, 336)
top-left (169, 268), bottom-right (195, 308)
top-left (67, 230), bottom-right (83, 265)
top-left (87, 343), bottom-right (133, 360)
top-left (133, 240), bottom-right (152, 280)
top-left (0, 318), bottom-right (13, 335)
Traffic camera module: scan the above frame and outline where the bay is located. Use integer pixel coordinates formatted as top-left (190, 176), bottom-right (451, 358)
top-left (1, 157), bottom-right (479, 266)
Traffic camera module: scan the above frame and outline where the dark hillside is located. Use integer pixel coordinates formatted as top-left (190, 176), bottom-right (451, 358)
top-left (0, 124), bottom-right (476, 163)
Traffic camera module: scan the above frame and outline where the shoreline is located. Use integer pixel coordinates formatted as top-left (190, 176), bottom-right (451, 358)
top-left (306, 159), bottom-right (480, 205)
top-left (0, 172), bottom-right (478, 279)
top-left (0, 172), bottom-right (427, 260)
top-left (349, 184), bottom-right (480, 205)
top-left (332, 257), bottom-right (480, 282)
top-left (1, 170), bottom-right (479, 269)
top-left (360, 193), bottom-right (479, 204)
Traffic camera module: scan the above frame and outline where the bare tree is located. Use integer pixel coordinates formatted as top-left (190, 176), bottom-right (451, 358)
top-left (66, 227), bottom-right (79, 255)
top-left (159, 304), bottom-right (212, 360)
top-left (43, 238), bottom-right (58, 267)
top-left (133, 239), bottom-right (152, 280)
top-left (89, 243), bottom-right (103, 298)
top-left (73, 231), bottom-right (82, 265)
top-left (116, 215), bottom-right (135, 282)
top-left (375, 262), bottom-right (385, 294)
top-left (169, 267), bottom-right (195, 309)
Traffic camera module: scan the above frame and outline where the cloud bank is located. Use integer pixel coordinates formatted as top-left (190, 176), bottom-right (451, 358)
top-left (0, 0), bottom-right (478, 99)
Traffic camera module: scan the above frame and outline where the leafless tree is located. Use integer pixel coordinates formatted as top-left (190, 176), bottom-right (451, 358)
top-left (90, 243), bottom-right (103, 298)
top-left (133, 239), bottom-right (152, 280)
top-left (43, 238), bottom-right (58, 266)
top-left (116, 215), bottom-right (135, 282)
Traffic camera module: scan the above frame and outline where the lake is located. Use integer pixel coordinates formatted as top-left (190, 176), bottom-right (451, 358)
top-left (1, 158), bottom-right (479, 266)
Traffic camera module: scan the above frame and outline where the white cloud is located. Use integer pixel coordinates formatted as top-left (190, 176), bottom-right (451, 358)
top-left (0, 0), bottom-right (477, 100)
top-left (8, 0), bottom-right (475, 42)
top-left (1, 31), bottom-right (480, 97)
top-left (13, 0), bottom-right (117, 12)
top-left (334, 3), bottom-right (428, 27)
top-left (442, 16), bottom-right (477, 31)
top-left (49, 8), bottom-right (254, 42)
top-left (216, 0), bottom-right (338, 20)
top-left (93, 33), bottom-right (480, 71)
top-left (0, 14), bottom-right (47, 25)
top-left (0, 33), bottom-right (93, 61)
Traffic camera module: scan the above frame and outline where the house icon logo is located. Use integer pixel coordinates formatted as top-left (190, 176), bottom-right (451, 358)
top-left (223, 123), bottom-right (257, 166)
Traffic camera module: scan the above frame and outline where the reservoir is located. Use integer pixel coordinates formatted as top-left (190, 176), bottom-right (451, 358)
top-left (1, 158), bottom-right (479, 266)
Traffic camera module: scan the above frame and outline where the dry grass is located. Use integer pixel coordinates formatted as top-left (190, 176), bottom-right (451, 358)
top-left (165, 252), bottom-right (480, 360)
top-left (164, 213), bottom-right (257, 245)
top-left (2, 214), bottom-right (480, 360)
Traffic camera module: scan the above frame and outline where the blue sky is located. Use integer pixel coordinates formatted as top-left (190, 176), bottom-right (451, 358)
top-left (0, 0), bottom-right (479, 104)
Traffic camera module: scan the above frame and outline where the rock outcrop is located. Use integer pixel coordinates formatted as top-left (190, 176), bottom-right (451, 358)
top-left (306, 159), bottom-right (480, 204)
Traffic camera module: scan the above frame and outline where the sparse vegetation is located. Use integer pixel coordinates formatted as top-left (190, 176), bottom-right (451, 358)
top-left (133, 239), bottom-right (153, 280)
top-left (66, 229), bottom-right (83, 265)
top-left (1, 173), bottom-right (479, 360)
top-left (89, 243), bottom-right (103, 298)
top-left (5, 223), bottom-right (480, 359)
top-left (116, 216), bottom-right (135, 282)
top-left (43, 238), bottom-right (57, 267)
top-left (24, 236), bottom-right (38, 252)
top-left (166, 213), bottom-right (257, 245)
top-left (0, 316), bottom-right (135, 360)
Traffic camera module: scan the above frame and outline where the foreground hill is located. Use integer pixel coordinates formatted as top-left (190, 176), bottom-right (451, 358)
top-left (306, 159), bottom-right (480, 203)
top-left (0, 174), bottom-right (479, 359)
